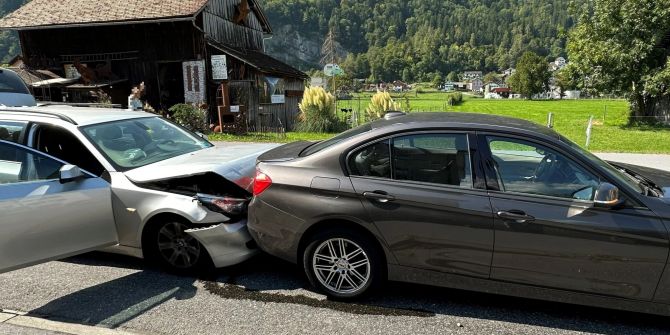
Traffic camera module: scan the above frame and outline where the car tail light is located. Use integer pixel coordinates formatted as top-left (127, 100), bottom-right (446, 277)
top-left (253, 169), bottom-right (272, 196)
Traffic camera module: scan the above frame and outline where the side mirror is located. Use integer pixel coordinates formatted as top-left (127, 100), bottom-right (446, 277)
top-left (593, 182), bottom-right (624, 209)
top-left (195, 132), bottom-right (209, 141)
top-left (59, 164), bottom-right (85, 184)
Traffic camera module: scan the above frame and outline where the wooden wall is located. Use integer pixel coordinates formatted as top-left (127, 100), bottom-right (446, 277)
top-left (19, 22), bottom-right (205, 109)
top-left (249, 78), bottom-right (303, 130)
top-left (203, 0), bottom-right (266, 51)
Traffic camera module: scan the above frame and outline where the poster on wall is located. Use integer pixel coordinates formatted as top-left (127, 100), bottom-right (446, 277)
top-left (211, 55), bottom-right (227, 81)
top-left (64, 64), bottom-right (82, 79)
top-left (183, 60), bottom-right (206, 103)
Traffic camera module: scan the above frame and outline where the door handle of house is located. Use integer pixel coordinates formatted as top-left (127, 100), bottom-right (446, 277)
top-left (363, 191), bottom-right (396, 203)
top-left (497, 210), bottom-right (535, 223)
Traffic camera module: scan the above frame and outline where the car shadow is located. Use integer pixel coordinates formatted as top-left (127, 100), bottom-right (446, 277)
top-left (30, 253), bottom-right (199, 329)
top-left (36, 252), bottom-right (670, 334)
top-left (205, 254), bottom-right (670, 334)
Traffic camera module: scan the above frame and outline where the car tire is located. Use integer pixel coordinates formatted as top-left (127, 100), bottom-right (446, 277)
top-left (143, 218), bottom-right (212, 274)
top-left (302, 228), bottom-right (385, 300)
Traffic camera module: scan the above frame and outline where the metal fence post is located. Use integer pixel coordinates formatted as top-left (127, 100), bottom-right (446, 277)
top-left (547, 112), bottom-right (554, 128)
top-left (585, 115), bottom-right (594, 148)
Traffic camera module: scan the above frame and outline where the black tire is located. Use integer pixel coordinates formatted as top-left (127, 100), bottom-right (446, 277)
top-left (143, 218), bottom-right (212, 274)
top-left (302, 228), bottom-right (385, 300)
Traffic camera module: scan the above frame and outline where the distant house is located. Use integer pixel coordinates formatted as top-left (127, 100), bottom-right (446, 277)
top-left (502, 68), bottom-right (516, 77)
top-left (484, 83), bottom-right (501, 93)
top-left (549, 57), bottom-right (568, 72)
top-left (468, 78), bottom-right (483, 93)
top-left (0, 0), bottom-right (307, 130)
top-left (565, 90), bottom-right (581, 100)
top-left (555, 57), bottom-right (567, 68)
top-left (443, 81), bottom-right (467, 91)
top-left (462, 71), bottom-right (483, 81)
top-left (485, 87), bottom-right (511, 99)
top-left (392, 80), bottom-right (410, 92)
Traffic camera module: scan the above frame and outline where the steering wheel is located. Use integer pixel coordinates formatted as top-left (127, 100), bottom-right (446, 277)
top-left (144, 139), bottom-right (178, 153)
top-left (533, 153), bottom-right (558, 182)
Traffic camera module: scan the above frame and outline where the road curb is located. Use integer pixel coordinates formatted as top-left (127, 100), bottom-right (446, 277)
top-left (0, 310), bottom-right (144, 335)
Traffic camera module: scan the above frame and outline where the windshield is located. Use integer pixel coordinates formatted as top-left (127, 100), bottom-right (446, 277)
top-left (81, 117), bottom-right (212, 171)
top-left (0, 70), bottom-right (30, 94)
top-left (301, 124), bottom-right (373, 156)
top-left (562, 136), bottom-right (645, 194)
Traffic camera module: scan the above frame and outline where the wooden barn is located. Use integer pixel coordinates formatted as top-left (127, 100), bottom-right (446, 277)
top-left (0, 0), bottom-right (307, 130)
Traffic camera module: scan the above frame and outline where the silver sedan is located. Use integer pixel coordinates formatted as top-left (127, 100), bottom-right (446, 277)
top-left (0, 106), bottom-right (276, 272)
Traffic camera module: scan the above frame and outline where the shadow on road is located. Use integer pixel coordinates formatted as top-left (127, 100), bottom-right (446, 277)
top-left (31, 253), bottom-right (198, 328)
top-left (32, 252), bottom-right (670, 335)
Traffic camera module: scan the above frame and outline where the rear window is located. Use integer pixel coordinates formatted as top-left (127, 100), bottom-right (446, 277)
top-left (301, 124), bottom-right (372, 156)
top-left (0, 70), bottom-right (30, 94)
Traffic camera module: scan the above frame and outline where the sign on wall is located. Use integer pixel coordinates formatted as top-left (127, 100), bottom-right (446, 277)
top-left (211, 55), bottom-right (228, 81)
top-left (183, 60), bottom-right (206, 103)
top-left (271, 95), bottom-right (285, 104)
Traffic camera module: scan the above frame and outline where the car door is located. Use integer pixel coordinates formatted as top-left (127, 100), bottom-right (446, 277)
top-left (0, 140), bottom-right (118, 273)
top-left (347, 132), bottom-right (494, 278)
top-left (481, 134), bottom-right (668, 300)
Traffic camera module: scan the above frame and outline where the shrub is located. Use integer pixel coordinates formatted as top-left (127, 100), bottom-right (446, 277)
top-left (447, 92), bottom-right (464, 106)
top-left (169, 103), bottom-right (207, 132)
top-left (297, 86), bottom-right (341, 132)
top-left (366, 91), bottom-right (400, 120)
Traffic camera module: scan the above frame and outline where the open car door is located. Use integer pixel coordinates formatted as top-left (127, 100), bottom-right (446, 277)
top-left (0, 140), bottom-right (118, 273)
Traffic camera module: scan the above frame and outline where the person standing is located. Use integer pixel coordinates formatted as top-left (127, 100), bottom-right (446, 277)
top-left (128, 82), bottom-right (145, 111)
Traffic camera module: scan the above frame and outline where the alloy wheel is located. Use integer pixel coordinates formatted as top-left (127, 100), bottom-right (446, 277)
top-left (157, 221), bottom-right (201, 269)
top-left (312, 238), bottom-right (371, 294)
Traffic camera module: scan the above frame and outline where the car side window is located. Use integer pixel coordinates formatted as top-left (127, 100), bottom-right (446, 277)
top-left (393, 134), bottom-right (472, 188)
top-left (35, 125), bottom-right (105, 176)
top-left (0, 121), bottom-right (27, 143)
top-left (348, 140), bottom-right (391, 178)
top-left (0, 142), bottom-right (63, 184)
top-left (487, 136), bottom-right (600, 200)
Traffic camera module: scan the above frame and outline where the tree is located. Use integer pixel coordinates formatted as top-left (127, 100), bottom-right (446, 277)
top-left (508, 52), bottom-right (551, 99)
top-left (554, 66), bottom-right (578, 99)
top-left (483, 72), bottom-right (499, 84)
top-left (446, 71), bottom-right (459, 82)
top-left (431, 72), bottom-right (443, 89)
top-left (567, 0), bottom-right (670, 119)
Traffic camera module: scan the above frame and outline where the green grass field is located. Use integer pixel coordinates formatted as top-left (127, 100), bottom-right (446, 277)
top-left (210, 92), bottom-right (670, 154)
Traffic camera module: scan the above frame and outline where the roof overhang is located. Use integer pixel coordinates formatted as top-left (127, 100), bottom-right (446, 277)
top-left (207, 40), bottom-right (307, 79)
top-left (2, 16), bottom-right (195, 31)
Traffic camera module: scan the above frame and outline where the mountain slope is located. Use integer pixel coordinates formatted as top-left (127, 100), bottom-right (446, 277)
top-left (260, 0), bottom-right (576, 81)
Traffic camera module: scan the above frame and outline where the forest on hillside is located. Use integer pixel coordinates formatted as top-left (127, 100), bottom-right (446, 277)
top-left (259, 0), bottom-right (577, 82)
top-left (0, 0), bottom-right (25, 63)
top-left (0, 0), bottom-right (578, 83)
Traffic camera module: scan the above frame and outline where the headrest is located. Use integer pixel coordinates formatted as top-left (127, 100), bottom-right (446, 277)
top-left (98, 126), bottom-right (123, 141)
top-left (0, 127), bottom-right (9, 140)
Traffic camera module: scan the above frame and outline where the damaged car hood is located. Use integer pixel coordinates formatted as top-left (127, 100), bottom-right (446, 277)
top-left (124, 143), bottom-right (279, 192)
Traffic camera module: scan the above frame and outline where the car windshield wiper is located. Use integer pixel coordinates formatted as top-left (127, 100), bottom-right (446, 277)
top-left (620, 168), bottom-right (664, 197)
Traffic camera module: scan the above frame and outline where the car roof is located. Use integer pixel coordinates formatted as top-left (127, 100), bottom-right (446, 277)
top-left (370, 112), bottom-right (559, 139)
top-left (0, 105), bottom-right (154, 126)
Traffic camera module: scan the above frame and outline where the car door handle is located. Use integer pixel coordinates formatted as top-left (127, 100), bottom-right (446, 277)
top-left (363, 191), bottom-right (396, 203)
top-left (497, 210), bottom-right (535, 223)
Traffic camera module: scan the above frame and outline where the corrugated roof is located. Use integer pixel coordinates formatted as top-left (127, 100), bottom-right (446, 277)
top-left (0, 0), bottom-right (209, 29)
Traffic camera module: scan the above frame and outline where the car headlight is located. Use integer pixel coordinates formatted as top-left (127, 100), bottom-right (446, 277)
top-left (195, 193), bottom-right (249, 218)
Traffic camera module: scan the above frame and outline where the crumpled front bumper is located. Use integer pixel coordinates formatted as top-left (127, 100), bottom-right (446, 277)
top-left (185, 219), bottom-right (258, 268)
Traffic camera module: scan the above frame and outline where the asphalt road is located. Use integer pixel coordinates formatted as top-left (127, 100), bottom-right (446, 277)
top-left (1, 252), bottom-right (669, 335)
